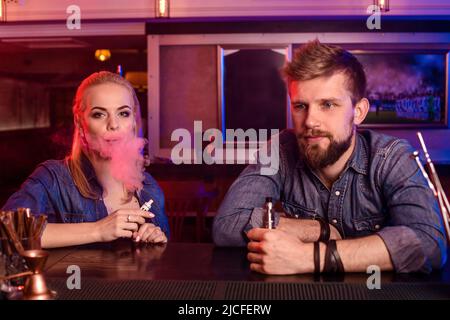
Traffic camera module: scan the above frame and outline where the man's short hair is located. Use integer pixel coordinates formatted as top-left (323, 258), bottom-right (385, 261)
top-left (283, 39), bottom-right (367, 105)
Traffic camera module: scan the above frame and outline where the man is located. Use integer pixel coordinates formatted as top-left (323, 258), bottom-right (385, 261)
top-left (213, 40), bottom-right (447, 274)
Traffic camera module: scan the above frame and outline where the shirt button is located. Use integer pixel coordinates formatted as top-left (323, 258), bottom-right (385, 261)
top-left (335, 191), bottom-right (341, 196)
top-left (332, 219), bottom-right (338, 224)
top-left (375, 224), bottom-right (380, 230)
top-left (295, 214), bottom-right (299, 218)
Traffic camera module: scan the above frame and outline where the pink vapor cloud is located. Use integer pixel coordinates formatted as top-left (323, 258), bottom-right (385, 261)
top-left (85, 132), bottom-right (147, 193)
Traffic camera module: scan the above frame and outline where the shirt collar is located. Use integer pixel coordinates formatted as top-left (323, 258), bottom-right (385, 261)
top-left (347, 132), bottom-right (369, 175)
top-left (142, 173), bottom-right (152, 185)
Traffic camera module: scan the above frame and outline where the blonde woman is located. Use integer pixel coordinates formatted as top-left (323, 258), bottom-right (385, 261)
top-left (2, 71), bottom-right (169, 248)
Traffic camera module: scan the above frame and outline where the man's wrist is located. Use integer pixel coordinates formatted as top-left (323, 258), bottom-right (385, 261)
top-left (301, 219), bottom-right (321, 242)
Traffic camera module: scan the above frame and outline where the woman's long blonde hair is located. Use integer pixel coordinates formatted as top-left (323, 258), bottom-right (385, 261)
top-left (67, 71), bottom-right (143, 199)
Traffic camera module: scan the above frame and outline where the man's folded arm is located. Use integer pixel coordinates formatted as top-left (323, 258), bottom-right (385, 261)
top-left (213, 164), bottom-right (281, 247)
top-left (378, 140), bottom-right (447, 273)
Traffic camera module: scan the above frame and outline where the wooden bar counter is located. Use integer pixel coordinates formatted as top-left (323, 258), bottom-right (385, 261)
top-left (42, 240), bottom-right (450, 300)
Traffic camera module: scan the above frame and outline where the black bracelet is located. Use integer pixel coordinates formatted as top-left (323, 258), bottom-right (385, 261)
top-left (323, 241), bottom-right (334, 273)
top-left (323, 240), bottom-right (345, 273)
top-left (316, 217), bottom-right (330, 242)
top-left (314, 241), bottom-right (320, 274)
top-left (331, 240), bottom-right (345, 273)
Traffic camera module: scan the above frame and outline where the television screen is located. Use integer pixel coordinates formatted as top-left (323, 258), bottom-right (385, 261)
top-left (354, 51), bottom-right (448, 127)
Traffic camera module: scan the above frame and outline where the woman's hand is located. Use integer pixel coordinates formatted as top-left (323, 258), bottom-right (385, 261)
top-left (94, 209), bottom-right (154, 242)
top-left (133, 223), bottom-right (167, 244)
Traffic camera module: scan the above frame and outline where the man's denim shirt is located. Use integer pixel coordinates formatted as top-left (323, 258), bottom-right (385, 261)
top-left (2, 156), bottom-right (170, 237)
top-left (213, 129), bottom-right (447, 273)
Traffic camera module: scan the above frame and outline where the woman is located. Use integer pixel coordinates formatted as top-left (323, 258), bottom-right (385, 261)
top-left (2, 71), bottom-right (169, 248)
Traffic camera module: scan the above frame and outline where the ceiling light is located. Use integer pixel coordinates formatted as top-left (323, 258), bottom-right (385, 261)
top-left (95, 49), bottom-right (111, 62)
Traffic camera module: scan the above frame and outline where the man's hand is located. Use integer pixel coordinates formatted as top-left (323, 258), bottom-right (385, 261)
top-left (277, 216), bottom-right (342, 242)
top-left (246, 228), bottom-right (313, 275)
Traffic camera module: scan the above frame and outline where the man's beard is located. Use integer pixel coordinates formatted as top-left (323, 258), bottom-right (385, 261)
top-left (297, 127), bottom-right (354, 170)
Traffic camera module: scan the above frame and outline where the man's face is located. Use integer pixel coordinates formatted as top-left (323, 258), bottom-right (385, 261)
top-left (288, 72), bottom-right (356, 169)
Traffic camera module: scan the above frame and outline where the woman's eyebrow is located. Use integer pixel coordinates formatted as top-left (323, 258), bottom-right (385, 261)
top-left (90, 106), bottom-right (106, 111)
top-left (89, 105), bottom-right (131, 112)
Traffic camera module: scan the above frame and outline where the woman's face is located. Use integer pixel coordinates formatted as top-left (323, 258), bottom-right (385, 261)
top-left (81, 82), bottom-right (136, 152)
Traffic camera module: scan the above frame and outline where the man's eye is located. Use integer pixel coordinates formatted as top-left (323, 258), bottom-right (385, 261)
top-left (323, 101), bottom-right (335, 109)
top-left (293, 104), bottom-right (306, 110)
top-left (119, 111), bottom-right (131, 117)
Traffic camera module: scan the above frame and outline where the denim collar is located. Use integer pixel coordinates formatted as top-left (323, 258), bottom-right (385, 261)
top-left (347, 132), bottom-right (369, 175)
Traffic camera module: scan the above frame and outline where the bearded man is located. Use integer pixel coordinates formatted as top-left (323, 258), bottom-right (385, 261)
top-left (213, 40), bottom-right (447, 274)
